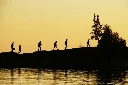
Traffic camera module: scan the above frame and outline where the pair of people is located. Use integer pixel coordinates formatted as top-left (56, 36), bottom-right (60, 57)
top-left (53, 39), bottom-right (68, 50)
top-left (11, 42), bottom-right (21, 53)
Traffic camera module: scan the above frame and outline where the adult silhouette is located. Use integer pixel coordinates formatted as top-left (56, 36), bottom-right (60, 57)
top-left (11, 42), bottom-right (15, 52)
top-left (54, 41), bottom-right (57, 50)
top-left (38, 41), bottom-right (42, 51)
top-left (87, 39), bottom-right (90, 47)
top-left (65, 39), bottom-right (68, 49)
top-left (18, 45), bottom-right (21, 53)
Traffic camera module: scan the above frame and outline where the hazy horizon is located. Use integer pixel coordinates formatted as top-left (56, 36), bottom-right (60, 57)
top-left (0, 0), bottom-right (128, 53)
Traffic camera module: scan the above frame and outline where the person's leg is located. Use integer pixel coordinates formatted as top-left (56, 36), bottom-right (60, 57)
top-left (12, 48), bottom-right (15, 52)
top-left (20, 49), bottom-right (21, 52)
top-left (38, 47), bottom-right (39, 51)
top-left (54, 45), bottom-right (55, 49)
top-left (40, 47), bottom-right (41, 51)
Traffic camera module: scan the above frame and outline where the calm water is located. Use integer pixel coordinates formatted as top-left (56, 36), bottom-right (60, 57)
top-left (0, 68), bottom-right (128, 85)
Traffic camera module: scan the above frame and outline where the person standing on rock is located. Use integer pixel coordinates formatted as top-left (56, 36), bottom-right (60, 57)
top-left (11, 42), bottom-right (15, 52)
top-left (18, 45), bottom-right (21, 53)
top-left (65, 39), bottom-right (68, 49)
top-left (54, 41), bottom-right (57, 50)
top-left (87, 39), bottom-right (90, 47)
top-left (38, 41), bottom-right (42, 51)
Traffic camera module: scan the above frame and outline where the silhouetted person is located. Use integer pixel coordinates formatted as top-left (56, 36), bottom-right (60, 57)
top-left (54, 41), bottom-right (57, 50)
top-left (38, 41), bottom-right (42, 51)
top-left (11, 42), bottom-right (15, 52)
top-left (87, 39), bottom-right (90, 47)
top-left (18, 45), bottom-right (21, 53)
top-left (65, 39), bottom-right (68, 49)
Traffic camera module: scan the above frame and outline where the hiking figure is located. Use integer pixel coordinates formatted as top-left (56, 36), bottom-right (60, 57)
top-left (87, 39), bottom-right (90, 47)
top-left (38, 41), bottom-right (42, 51)
top-left (18, 45), bottom-right (21, 53)
top-left (65, 39), bottom-right (68, 49)
top-left (54, 41), bottom-right (57, 50)
top-left (11, 42), bottom-right (15, 52)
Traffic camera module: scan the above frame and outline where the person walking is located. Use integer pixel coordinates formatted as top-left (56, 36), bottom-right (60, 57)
top-left (65, 39), bottom-right (68, 49)
top-left (18, 45), bottom-right (21, 53)
top-left (54, 41), bottom-right (57, 50)
top-left (38, 41), bottom-right (42, 51)
top-left (11, 42), bottom-right (15, 52)
top-left (87, 39), bottom-right (90, 47)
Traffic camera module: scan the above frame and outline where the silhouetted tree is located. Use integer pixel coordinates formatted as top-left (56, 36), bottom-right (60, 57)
top-left (97, 24), bottom-right (113, 47)
top-left (90, 13), bottom-right (126, 48)
top-left (90, 13), bottom-right (103, 43)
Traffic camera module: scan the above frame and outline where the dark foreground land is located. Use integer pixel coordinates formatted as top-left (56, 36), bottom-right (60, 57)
top-left (0, 47), bottom-right (128, 70)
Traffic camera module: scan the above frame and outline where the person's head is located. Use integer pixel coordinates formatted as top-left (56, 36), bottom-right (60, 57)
top-left (13, 42), bottom-right (14, 43)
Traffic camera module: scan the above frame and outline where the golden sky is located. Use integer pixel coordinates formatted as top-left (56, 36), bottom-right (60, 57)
top-left (0, 0), bottom-right (128, 53)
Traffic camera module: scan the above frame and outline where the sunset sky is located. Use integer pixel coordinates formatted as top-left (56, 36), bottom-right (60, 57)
top-left (0, 0), bottom-right (128, 53)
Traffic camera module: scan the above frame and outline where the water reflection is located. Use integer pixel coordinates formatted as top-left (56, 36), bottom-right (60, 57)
top-left (10, 68), bottom-right (14, 85)
top-left (0, 68), bottom-right (128, 85)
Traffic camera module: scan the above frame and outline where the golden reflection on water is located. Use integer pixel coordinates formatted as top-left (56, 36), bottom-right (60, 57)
top-left (0, 68), bottom-right (127, 85)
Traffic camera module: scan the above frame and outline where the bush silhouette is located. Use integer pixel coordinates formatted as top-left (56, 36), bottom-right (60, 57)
top-left (90, 13), bottom-right (126, 48)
